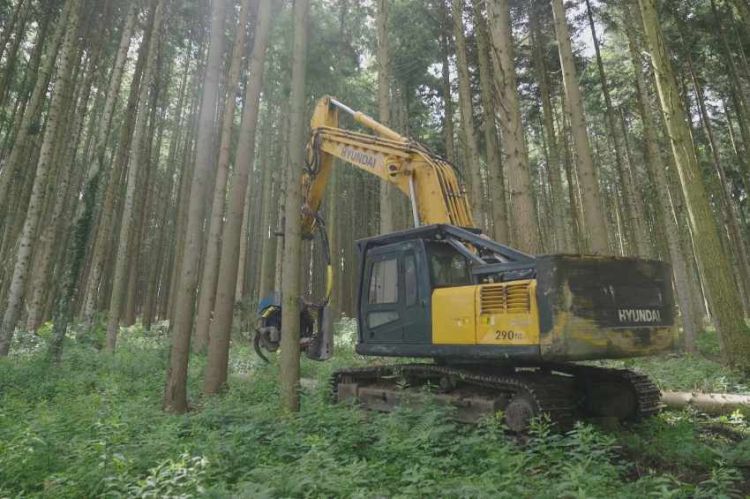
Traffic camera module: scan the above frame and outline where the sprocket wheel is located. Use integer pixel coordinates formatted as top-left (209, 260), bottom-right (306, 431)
top-left (504, 392), bottom-right (538, 432)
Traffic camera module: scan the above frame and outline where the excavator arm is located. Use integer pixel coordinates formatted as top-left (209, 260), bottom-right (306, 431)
top-left (255, 96), bottom-right (476, 362)
top-left (300, 96), bottom-right (474, 237)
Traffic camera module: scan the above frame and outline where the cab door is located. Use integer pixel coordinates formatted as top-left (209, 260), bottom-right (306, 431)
top-left (400, 244), bottom-right (431, 344)
top-left (360, 241), bottom-right (432, 345)
top-left (361, 246), bottom-right (403, 343)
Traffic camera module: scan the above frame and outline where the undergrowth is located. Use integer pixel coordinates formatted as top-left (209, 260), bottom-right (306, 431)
top-left (0, 322), bottom-right (748, 498)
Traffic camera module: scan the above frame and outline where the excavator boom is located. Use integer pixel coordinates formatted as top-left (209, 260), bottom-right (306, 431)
top-left (300, 96), bottom-right (474, 237)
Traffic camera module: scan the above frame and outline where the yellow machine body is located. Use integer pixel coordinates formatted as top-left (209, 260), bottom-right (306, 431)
top-left (431, 272), bottom-right (675, 361)
top-left (432, 281), bottom-right (540, 348)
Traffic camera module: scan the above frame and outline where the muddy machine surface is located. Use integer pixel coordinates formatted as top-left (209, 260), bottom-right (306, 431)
top-left (257, 96), bottom-right (675, 430)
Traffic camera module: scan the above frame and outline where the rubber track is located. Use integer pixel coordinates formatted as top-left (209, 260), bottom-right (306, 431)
top-left (331, 364), bottom-right (578, 428)
top-left (331, 363), bottom-right (662, 425)
top-left (550, 364), bottom-right (663, 419)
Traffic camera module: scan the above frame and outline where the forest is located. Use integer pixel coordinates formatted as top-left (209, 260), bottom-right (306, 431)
top-left (1, 0), bottom-right (750, 496)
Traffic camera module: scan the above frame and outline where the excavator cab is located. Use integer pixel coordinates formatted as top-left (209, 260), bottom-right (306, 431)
top-left (359, 239), bottom-right (433, 347)
top-left (358, 235), bottom-right (481, 349)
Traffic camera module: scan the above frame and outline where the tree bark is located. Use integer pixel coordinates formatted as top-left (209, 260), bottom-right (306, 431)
top-left (662, 391), bottom-right (750, 416)
top-left (451, 0), bottom-right (484, 227)
top-left (439, 26), bottom-right (456, 163)
top-left (551, 0), bottom-right (609, 254)
top-left (257, 106), bottom-right (285, 303)
top-left (25, 48), bottom-right (87, 331)
top-left (163, 0), bottom-right (226, 412)
top-left (473, 4), bottom-right (508, 243)
top-left (0, 0), bottom-right (27, 70)
top-left (87, 1), bottom-right (137, 195)
top-left (279, 0), bottom-right (309, 412)
top-left (0, 0), bottom-right (80, 356)
top-left (105, 0), bottom-right (165, 352)
top-left (639, 0), bottom-right (750, 370)
top-left (0, 0), bottom-right (30, 112)
top-left (486, 0), bottom-right (539, 253)
top-left (529, 6), bottom-right (568, 252)
top-left (376, 0), bottom-right (394, 234)
top-left (166, 60), bottom-right (202, 323)
top-left (81, 24), bottom-right (147, 329)
top-left (202, 0), bottom-right (273, 396)
top-left (193, 0), bottom-right (253, 353)
top-left (584, 0), bottom-right (649, 256)
top-left (48, 39), bottom-right (118, 359)
top-left (0, 8), bottom-right (47, 165)
top-left (623, 4), bottom-right (700, 351)
top-left (0, 5), bottom-right (67, 212)
top-left (686, 51), bottom-right (750, 315)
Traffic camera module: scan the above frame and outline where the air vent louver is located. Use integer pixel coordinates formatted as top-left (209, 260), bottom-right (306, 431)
top-left (480, 282), bottom-right (531, 315)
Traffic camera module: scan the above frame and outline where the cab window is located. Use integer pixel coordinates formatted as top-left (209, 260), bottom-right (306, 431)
top-left (404, 252), bottom-right (418, 306)
top-left (369, 258), bottom-right (399, 304)
top-left (426, 242), bottom-right (471, 288)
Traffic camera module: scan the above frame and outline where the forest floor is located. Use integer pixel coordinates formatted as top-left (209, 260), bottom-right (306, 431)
top-left (1, 320), bottom-right (749, 498)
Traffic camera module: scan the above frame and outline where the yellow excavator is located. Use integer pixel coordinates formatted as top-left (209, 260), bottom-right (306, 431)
top-left (256, 96), bottom-right (675, 430)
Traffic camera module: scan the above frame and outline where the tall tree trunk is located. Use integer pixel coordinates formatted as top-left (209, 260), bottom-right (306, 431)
top-left (202, 0), bottom-right (273, 396)
top-left (0, 9), bottom-right (47, 164)
top-left (279, 0), bottom-right (309, 412)
top-left (732, 0), bottom-right (750, 27)
top-left (327, 165), bottom-right (340, 317)
top-left (530, 6), bottom-right (568, 252)
top-left (622, 2), bottom-right (700, 350)
top-left (0, 0), bottom-right (30, 112)
top-left (439, 25), bottom-right (456, 162)
top-left (143, 145), bottom-right (178, 330)
top-left (551, 0), bottom-right (609, 254)
top-left (25, 49), bottom-right (87, 331)
top-left (0, 0), bottom-right (27, 69)
top-left (486, 0), bottom-right (539, 253)
top-left (257, 106), bottom-right (285, 303)
top-left (713, 0), bottom-right (750, 196)
top-left (0, 0), bottom-right (80, 357)
top-left (234, 151), bottom-right (257, 302)
top-left (687, 52), bottom-right (750, 314)
top-left (473, 4), bottom-right (508, 243)
top-left (81, 30), bottom-right (147, 329)
top-left (639, 0), bottom-right (750, 369)
top-left (451, 0), bottom-right (484, 227)
top-left (273, 108), bottom-right (291, 298)
top-left (166, 62), bottom-right (202, 323)
top-left (163, 0), bottom-right (226, 413)
top-left (560, 96), bottom-right (585, 252)
top-left (48, 41), bottom-right (121, 359)
top-left (584, 0), bottom-right (649, 256)
top-left (105, 0), bottom-right (164, 352)
top-left (376, 0), bottom-right (394, 233)
top-left (0, 6), bottom-right (67, 211)
top-left (87, 1), bottom-right (137, 196)
top-left (193, 0), bottom-right (252, 353)
top-left (723, 99), bottom-right (750, 194)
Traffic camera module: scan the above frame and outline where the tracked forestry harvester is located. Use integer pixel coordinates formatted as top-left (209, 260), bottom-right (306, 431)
top-left (256, 96), bottom-right (674, 431)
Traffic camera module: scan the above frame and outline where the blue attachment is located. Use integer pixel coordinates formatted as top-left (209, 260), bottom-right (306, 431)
top-left (257, 292), bottom-right (281, 315)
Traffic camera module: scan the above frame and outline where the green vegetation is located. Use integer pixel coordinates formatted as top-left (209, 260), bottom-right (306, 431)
top-left (1, 322), bottom-right (748, 498)
top-left (598, 329), bottom-right (750, 395)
